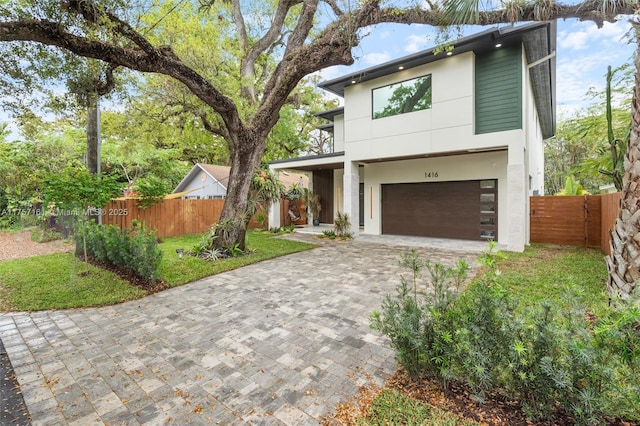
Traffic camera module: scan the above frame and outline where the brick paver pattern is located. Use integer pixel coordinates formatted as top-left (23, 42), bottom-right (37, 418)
top-left (0, 235), bottom-right (483, 425)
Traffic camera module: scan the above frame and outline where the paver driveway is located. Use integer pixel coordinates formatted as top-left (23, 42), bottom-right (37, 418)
top-left (0, 235), bottom-right (483, 425)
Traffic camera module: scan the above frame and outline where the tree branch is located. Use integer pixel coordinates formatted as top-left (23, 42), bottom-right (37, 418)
top-left (284, 0), bottom-right (320, 56)
top-left (63, 0), bottom-right (158, 55)
top-left (321, 0), bottom-right (344, 16)
top-left (0, 19), bottom-right (242, 131)
top-left (240, 0), bottom-right (300, 103)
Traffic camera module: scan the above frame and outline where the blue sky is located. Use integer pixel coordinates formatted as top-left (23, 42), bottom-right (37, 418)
top-left (318, 18), bottom-right (635, 120)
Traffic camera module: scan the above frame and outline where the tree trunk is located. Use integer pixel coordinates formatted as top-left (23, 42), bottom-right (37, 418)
top-left (86, 93), bottom-right (99, 174)
top-left (213, 132), bottom-right (266, 251)
top-left (606, 26), bottom-right (640, 298)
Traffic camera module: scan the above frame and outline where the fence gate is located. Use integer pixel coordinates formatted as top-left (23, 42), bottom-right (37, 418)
top-left (530, 193), bottom-right (622, 254)
top-left (530, 195), bottom-right (601, 248)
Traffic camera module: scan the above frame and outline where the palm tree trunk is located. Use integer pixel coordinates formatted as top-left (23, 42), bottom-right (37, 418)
top-left (606, 26), bottom-right (640, 298)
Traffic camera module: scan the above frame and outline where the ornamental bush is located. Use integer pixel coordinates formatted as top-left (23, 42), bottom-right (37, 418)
top-left (370, 244), bottom-right (640, 425)
top-left (76, 221), bottom-right (162, 281)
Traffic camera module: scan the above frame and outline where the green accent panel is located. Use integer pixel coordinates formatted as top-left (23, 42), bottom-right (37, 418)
top-left (475, 46), bottom-right (522, 134)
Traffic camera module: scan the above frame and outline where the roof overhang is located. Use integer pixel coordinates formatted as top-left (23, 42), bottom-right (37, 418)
top-left (318, 21), bottom-right (556, 138)
top-left (269, 151), bottom-right (345, 171)
top-left (314, 107), bottom-right (344, 122)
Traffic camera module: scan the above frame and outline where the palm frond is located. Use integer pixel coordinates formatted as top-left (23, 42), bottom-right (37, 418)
top-left (598, 0), bottom-right (634, 17)
top-left (442, 0), bottom-right (481, 25)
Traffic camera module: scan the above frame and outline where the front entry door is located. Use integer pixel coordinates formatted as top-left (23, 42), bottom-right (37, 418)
top-left (312, 170), bottom-right (334, 224)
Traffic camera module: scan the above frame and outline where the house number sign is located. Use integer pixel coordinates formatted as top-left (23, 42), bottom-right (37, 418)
top-left (424, 171), bottom-right (439, 178)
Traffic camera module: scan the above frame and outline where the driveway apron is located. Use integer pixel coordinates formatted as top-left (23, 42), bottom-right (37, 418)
top-left (0, 236), bottom-right (482, 425)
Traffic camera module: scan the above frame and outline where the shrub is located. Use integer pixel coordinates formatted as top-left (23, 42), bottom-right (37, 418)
top-left (369, 249), bottom-right (470, 381)
top-left (370, 243), bottom-right (638, 424)
top-left (76, 222), bottom-right (162, 281)
top-left (321, 229), bottom-right (336, 239)
top-left (334, 211), bottom-right (352, 238)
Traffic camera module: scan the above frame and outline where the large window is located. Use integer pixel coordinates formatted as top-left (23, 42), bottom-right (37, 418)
top-left (372, 74), bottom-right (432, 119)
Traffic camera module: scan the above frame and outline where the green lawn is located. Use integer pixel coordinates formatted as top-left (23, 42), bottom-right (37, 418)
top-left (158, 231), bottom-right (315, 286)
top-left (0, 230), bottom-right (315, 311)
top-left (0, 253), bottom-right (146, 311)
top-left (492, 244), bottom-right (610, 315)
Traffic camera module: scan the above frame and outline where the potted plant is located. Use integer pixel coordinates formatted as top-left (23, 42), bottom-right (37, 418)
top-left (307, 192), bottom-right (322, 226)
top-left (285, 183), bottom-right (306, 225)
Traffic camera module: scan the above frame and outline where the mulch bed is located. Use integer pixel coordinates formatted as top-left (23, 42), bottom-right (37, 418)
top-left (0, 337), bottom-right (31, 426)
top-left (324, 369), bottom-right (639, 426)
top-left (78, 254), bottom-right (170, 294)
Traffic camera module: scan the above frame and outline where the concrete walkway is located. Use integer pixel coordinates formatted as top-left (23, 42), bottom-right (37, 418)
top-left (0, 234), bottom-right (486, 425)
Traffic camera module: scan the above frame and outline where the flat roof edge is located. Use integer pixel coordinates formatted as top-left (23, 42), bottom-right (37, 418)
top-left (269, 151), bottom-right (345, 165)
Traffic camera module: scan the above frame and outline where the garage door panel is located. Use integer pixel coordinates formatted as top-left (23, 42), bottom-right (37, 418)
top-left (382, 181), bottom-right (496, 241)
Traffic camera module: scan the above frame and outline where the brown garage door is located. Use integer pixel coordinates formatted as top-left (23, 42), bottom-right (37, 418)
top-left (381, 180), bottom-right (497, 241)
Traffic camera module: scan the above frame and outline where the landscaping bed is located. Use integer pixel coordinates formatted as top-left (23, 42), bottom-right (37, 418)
top-left (0, 229), bottom-right (71, 261)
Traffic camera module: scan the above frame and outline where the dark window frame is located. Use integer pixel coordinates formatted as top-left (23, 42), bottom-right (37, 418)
top-left (372, 74), bottom-right (432, 120)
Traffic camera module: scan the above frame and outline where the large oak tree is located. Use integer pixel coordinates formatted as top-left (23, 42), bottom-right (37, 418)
top-left (0, 0), bottom-right (635, 258)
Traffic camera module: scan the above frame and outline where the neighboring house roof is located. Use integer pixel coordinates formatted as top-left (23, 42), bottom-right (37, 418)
top-left (279, 171), bottom-right (309, 189)
top-left (318, 22), bottom-right (556, 139)
top-left (173, 163), bottom-right (231, 194)
top-left (173, 163), bottom-right (308, 193)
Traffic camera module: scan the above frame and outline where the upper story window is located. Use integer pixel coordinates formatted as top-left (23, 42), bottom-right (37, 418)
top-left (372, 74), bottom-right (432, 119)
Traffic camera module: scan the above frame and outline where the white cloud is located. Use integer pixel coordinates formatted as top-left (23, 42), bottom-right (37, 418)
top-left (404, 34), bottom-right (429, 53)
top-left (558, 20), bottom-right (632, 51)
top-left (553, 18), bottom-right (634, 118)
top-left (558, 30), bottom-right (590, 50)
top-left (362, 51), bottom-right (391, 65)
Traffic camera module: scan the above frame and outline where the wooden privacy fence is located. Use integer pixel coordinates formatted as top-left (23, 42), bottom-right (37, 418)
top-left (102, 199), bottom-right (262, 238)
top-left (530, 192), bottom-right (621, 254)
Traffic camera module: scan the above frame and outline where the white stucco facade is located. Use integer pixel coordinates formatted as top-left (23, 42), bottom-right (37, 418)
top-left (270, 23), bottom-right (554, 252)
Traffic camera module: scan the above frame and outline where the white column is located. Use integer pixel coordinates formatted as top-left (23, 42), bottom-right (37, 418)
top-left (268, 200), bottom-right (281, 230)
top-left (507, 163), bottom-right (526, 252)
top-left (343, 161), bottom-right (360, 236)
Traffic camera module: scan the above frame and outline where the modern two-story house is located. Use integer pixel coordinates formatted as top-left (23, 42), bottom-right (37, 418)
top-left (269, 22), bottom-right (555, 251)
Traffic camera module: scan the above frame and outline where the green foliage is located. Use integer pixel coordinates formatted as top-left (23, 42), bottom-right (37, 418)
top-left (321, 229), bottom-right (336, 239)
top-left (43, 168), bottom-right (121, 212)
top-left (369, 250), bottom-right (470, 380)
top-left (285, 182), bottom-right (305, 201)
top-left (158, 230), bottom-right (315, 287)
top-left (0, 252), bottom-right (145, 311)
top-left (357, 388), bottom-right (477, 425)
top-left (547, 63), bottom-right (632, 194)
top-left (30, 226), bottom-right (62, 243)
top-left (133, 175), bottom-right (170, 209)
top-left (250, 167), bottom-right (284, 216)
top-left (334, 211), bottom-right (352, 238)
top-left (555, 175), bottom-right (590, 196)
top-left (371, 244), bottom-right (640, 424)
top-left (189, 220), bottom-right (249, 259)
top-left (306, 192), bottom-right (322, 218)
top-left (577, 65), bottom-right (631, 192)
top-left (76, 221), bottom-right (163, 281)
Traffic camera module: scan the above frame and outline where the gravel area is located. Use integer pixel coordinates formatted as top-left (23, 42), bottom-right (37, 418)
top-left (0, 230), bottom-right (72, 261)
